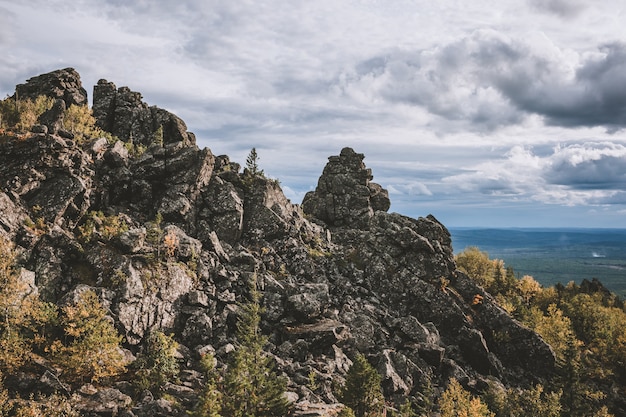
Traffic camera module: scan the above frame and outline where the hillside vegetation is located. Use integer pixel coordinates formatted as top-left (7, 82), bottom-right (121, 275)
top-left (456, 246), bottom-right (624, 416)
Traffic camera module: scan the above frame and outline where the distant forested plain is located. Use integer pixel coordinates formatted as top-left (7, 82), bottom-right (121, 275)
top-left (450, 228), bottom-right (626, 297)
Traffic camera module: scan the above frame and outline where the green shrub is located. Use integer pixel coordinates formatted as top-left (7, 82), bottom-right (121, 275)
top-left (439, 378), bottom-right (493, 417)
top-left (338, 407), bottom-right (357, 417)
top-left (0, 95), bottom-right (54, 132)
top-left (133, 330), bottom-right (179, 395)
top-left (77, 211), bottom-right (129, 243)
top-left (0, 236), bottom-right (57, 373)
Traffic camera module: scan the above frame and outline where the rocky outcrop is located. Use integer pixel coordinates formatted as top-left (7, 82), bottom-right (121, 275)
top-left (14, 67), bottom-right (87, 107)
top-left (92, 132), bottom-right (215, 237)
top-left (302, 147), bottom-right (390, 229)
top-left (92, 79), bottom-right (195, 147)
top-left (0, 69), bottom-right (558, 416)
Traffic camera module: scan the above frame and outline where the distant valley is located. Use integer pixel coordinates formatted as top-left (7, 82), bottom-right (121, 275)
top-left (450, 227), bottom-right (626, 297)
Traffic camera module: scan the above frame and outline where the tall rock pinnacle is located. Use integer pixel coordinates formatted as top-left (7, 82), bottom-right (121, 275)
top-left (302, 147), bottom-right (390, 228)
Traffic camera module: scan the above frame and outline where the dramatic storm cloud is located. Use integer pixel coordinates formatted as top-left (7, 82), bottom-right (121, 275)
top-left (1, 0), bottom-right (626, 227)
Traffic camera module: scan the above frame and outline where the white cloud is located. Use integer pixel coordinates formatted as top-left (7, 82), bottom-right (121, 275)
top-left (386, 182), bottom-right (433, 196)
top-left (439, 142), bottom-right (626, 209)
top-left (544, 142), bottom-right (626, 189)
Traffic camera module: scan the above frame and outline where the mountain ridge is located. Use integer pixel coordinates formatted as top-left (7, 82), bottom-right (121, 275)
top-left (0, 68), bottom-right (556, 416)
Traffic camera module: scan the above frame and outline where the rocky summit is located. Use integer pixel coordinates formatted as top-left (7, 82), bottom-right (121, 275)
top-left (0, 69), bottom-right (556, 416)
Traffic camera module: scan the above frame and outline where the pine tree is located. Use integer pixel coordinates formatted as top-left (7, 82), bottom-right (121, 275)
top-left (134, 330), bottom-right (179, 395)
top-left (222, 280), bottom-right (291, 417)
top-left (397, 399), bottom-right (416, 417)
top-left (191, 354), bottom-right (223, 417)
top-left (245, 147), bottom-right (264, 177)
top-left (559, 334), bottom-right (584, 417)
top-left (337, 353), bottom-right (385, 417)
top-left (414, 377), bottom-right (435, 416)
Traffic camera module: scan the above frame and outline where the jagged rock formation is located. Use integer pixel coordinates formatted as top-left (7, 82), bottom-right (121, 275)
top-left (14, 67), bottom-right (88, 107)
top-left (0, 69), bottom-right (557, 416)
top-left (92, 79), bottom-right (195, 148)
top-left (302, 147), bottom-right (390, 228)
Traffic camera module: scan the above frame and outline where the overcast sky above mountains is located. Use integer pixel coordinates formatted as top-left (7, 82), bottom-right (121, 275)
top-left (2, 0), bottom-right (626, 228)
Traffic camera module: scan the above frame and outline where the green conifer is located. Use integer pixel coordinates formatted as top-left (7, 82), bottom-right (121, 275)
top-left (134, 330), bottom-right (179, 395)
top-left (221, 279), bottom-right (291, 417)
top-left (337, 353), bottom-right (385, 417)
top-left (245, 147), bottom-right (264, 177)
top-left (191, 354), bottom-right (223, 417)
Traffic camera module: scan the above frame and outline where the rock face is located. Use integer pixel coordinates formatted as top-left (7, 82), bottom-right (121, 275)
top-left (0, 69), bottom-right (557, 416)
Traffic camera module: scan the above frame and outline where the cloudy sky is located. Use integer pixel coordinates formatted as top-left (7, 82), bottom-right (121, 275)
top-left (2, 0), bottom-right (626, 228)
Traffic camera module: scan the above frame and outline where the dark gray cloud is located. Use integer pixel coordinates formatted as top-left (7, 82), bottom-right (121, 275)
top-left (499, 43), bottom-right (626, 131)
top-left (547, 155), bottom-right (626, 189)
top-left (593, 192), bottom-right (626, 205)
top-left (528, 0), bottom-right (587, 18)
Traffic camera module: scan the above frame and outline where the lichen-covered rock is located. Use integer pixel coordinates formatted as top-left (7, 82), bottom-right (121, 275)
top-left (242, 176), bottom-right (310, 241)
top-left (282, 320), bottom-right (351, 350)
top-left (114, 227), bottom-right (147, 253)
top-left (285, 283), bottom-right (330, 321)
top-left (451, 271), bottom-right (557, 382)
top-left (376, 350), bottom-right (411, 396)
top-left (74, 387), bottom-right (132, 416)
top-left (37, 99), bottom-right (66, 134)
top-left (198, 177), bottom-right (244, 244)
top-left (0, 191), bottom-right (28, 239)
top-left (162, 224), bottom-right (203, 260)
